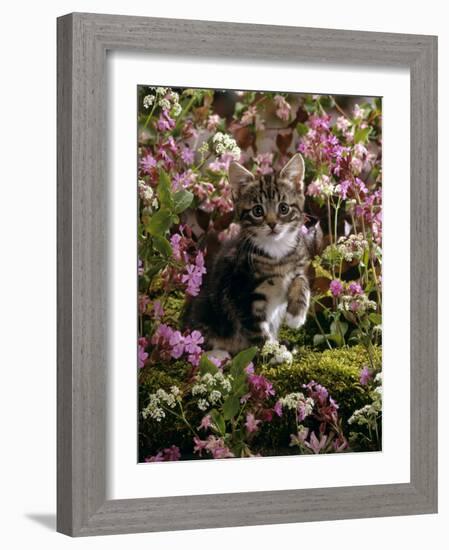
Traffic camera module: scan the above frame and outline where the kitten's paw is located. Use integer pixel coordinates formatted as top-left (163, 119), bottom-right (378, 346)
top-left (285, 311), bottom-right (307, 329)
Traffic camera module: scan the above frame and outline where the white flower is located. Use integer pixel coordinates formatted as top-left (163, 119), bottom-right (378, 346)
top-left (212, 132), bottom-right (224, 143)
top-left (156, 87), bottom-right (167, 96)
top-left (198, 142), bottom-right (209, 155)
top-left (197, 398), bottom-right (209, 411)
top-left (158, 98), bottom-right (171, 110)
top-left (143, 95), bottom-right (155, 109)
top-left (192, 383), bottom-right (207, 396)
top-left (336, 116), bottom-right (350, 131)
top-left (353, 103), bottom-right (367, 120)
top-left (209, 390), bottom-right (222, 404)
top-left (142, 394), bottom-right (166, 421)
top-left (171, 102), bottom-right (182, 117)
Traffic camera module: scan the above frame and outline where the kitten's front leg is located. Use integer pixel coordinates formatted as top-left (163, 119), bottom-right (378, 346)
top-left (285, 274), bottom-right (310, 329)
top-left (249, 295), bottom-right (275, 344)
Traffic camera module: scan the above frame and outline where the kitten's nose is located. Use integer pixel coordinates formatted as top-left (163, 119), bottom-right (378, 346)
top-left (268, 222), bottom-right (277, 230)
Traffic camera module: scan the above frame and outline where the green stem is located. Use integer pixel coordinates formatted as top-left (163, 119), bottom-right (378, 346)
top-left (143, 101), bottom-right (157, 129)
top-left (174, 96), bottom-right (196, 132)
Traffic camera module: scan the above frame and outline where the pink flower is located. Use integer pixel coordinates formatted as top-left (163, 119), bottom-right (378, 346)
top-left (182, 251), bottom-right (207, 297)
top-left (206, 114), bottom-right (221, 132)
top-left (193, 436), bottom-right (208, 456)
top-left (138, 343), bottom-right (148, 369)
top-left (248, 374), bottom-right (275, 399)
top-left (184, 330), bottom-right (204, 353)
top-left (156, 110), bottom-right (175, 132)
top-left (336, 116), bottom-right (350, 131)
top-left (329, 279), bottom-right (343, 297)
top-left (198, 415), bottom-right (212, 431)
top-left (274, 400), bottom-right (283, 417)
top-left (145, 445), bottom-right (181, 462)
top-left (348, 282), bottom-right (363, 296)
top-left (138, 293), bottom-right (150, 314)
top-left (184, 330), bottom-right (204, 366)
top-left (181, 146), bottom-right (195, 165)
top-left (193, 435), bottom-right (234, 459)
top-left (274, 95), bottom-right (291, 121)
top-left (244, 362), bottom-right (255, 375)
top-left (245, 413), bottom-right (261, 433)
top-left (140, 153), bottom-right (157, 173)
top-left (151, 323), bottom-right (173, 345)
top-left (151, 300), bottom-right (164, 320)
top-left (254, 152), bottom-right (274, 176)
top-left (360, 366), bottom-right (373, 385)
top-left (304, 432), bottom-right (328, 454)
top-left (168, 330), bottom-right (185, 359)
top-left (240, 106), bottom-right (257, 126)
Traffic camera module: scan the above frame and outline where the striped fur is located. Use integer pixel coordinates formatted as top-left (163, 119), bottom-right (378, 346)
top-left (182, 154), bottom-right (311, 354)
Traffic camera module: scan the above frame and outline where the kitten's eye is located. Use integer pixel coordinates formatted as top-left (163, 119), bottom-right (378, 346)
top-left (252, 205), bottom-right (264, 218)
top-left (278, 202), bottom-right (290, 215)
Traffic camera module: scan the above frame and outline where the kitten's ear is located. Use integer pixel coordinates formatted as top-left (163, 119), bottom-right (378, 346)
top-left (228, 161), bottom-right (255, 197)
top-left (280, 153), bottom-right (305, 193)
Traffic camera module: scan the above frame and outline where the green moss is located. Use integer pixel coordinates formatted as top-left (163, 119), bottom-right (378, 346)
top-left (262, 345), bottom-right (379, 419)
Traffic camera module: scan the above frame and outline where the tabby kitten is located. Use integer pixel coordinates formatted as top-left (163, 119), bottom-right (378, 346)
top-left (182, 153), bottom-right (311, 355)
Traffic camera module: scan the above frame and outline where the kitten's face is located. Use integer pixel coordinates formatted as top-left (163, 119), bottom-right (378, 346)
top-left (228, 154), bottom-right (305, 257)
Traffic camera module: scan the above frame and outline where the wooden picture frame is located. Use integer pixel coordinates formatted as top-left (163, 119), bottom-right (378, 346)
top-left (57, 12), bottom-right (438, 536)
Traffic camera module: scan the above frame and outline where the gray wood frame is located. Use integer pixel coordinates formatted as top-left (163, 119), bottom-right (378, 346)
top-left (57, 12), bottom-right (438, 537)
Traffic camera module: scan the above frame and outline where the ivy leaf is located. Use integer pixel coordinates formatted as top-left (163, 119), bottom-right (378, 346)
top-left (157, 170), bottom-right (174, 209)
top-left (152, 235), bottom-right (172, 257)
top-left (146, 208), bottom-right (172, 236)
top-left (199, 354), bottom-right (219, 376)
top-left (173, 189), bottom-right (194, 214)
top-left (223, 395), bottom-right (240, 420)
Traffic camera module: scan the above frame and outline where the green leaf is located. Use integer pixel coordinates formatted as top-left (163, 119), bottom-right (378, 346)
top-left (199, 354), bottom-right (219, 376)
top-left (173, 189), bottom-right (194, 213)
top-left (296, 122), bottom-right (308, 137)
top-left (146, 209), bottom-right (173, 236)
top-left (145, 257), bottom-right (168, 277)
top-left (157, 170), bottom-right (174, 208)
top-left (152, 235), bottom-right (172, 257)
top-left (230, 347), bottom-right (258, 378)
top-left (369, 313), bottom-right (382, 326)
top-left (354, 126), bottom-right (372, 144)
top-left (313, 334), bottom-right (327, 347)
top-left (210, 409), bottom-right (226, 435)
top-left (223, 395), bottom-right (240, 420)
top-left (232, 376), bottom-right (249, 399)
top-left (330, 320), bottom-right (348, 337)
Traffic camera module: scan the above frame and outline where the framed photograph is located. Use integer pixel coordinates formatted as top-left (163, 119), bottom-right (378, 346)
top-left (57, 13), bottom-right (438, 536)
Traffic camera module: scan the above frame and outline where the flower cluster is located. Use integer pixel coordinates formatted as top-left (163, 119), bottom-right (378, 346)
top-left (191, 371), bottom-right (233, 411)
top-left (261, 340), bottom-right (293, 365)
top-left (151, 324), bottom-right (204, 366)
top-left (144, 445), bottom-right (181, 462)
top-left (193, 435), bottom-right (234, 459)
top-left (141, 385), bottom-right (182, 422)
top-left (211, 132), bottom-right (241, 160)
